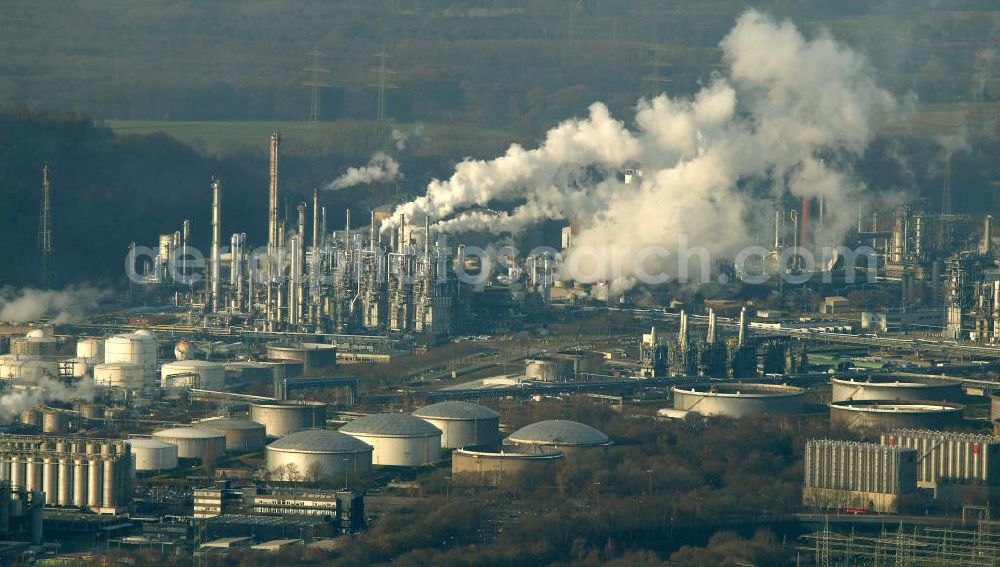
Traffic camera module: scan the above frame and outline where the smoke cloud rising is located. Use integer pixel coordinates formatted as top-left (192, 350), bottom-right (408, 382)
top-left (0, 376), bottom-right (97, 423)
top-left (0, 285), bottom-right (111, 324)
top-left (384, 11), bottom-right (901, 293)
top-left (324, 151), bottom-right (402, 191)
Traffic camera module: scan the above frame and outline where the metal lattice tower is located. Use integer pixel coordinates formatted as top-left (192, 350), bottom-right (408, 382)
top-left (303, 49), bottom-right (331, 124)
top-left (641, 44), bottom-right (672, 99)
top-left (37, 165), bottom-right (54, 289)
top-left (370, 44), bottom-right (398, 124)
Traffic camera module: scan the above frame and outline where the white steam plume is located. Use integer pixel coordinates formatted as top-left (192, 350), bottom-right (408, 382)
top-left (0, 285), bottom-right (111, 324)
top-left (383, 10), bottom-right (901, 293)
top-left (324, 152), bottom-right (402, 191)
top-left (0, 376), bottom-right (97, 423)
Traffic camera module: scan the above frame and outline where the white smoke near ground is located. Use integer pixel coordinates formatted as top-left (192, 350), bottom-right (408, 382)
top-left (0, 375), bottom-right (97, 423)
top-left (0, 285), bottom-right (111, 324)
top-left (390, 124), bottom-right (427, 152)
top-left (383, 10), bottom-right (901, 293)
top-left (324, 151), bottom-right (402, 191)
top-left (973, 47), bottom-right (996, 102)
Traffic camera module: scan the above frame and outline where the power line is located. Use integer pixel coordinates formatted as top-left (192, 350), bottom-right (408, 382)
top-left (37, 165), bottom-right (54, 289)
top-left (640, 44), bottom-right (672, 99)
top-left (303, 49), bottom-right (332, 124)
top-left (369, 43), bottom-right (398, 124)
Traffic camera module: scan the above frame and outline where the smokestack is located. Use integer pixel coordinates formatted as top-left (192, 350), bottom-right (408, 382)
top-left (231, 233), bottom-right (244, 310)
top-left (345, 209), bottom-right (351, 251)
top-left (982, 214), bottom-right (993, 256)
top-left (267, 132), bottom-right (281, 254)
top-left (297, 202), bottom-right (307, 245)
top-left (707, 308), bottom-right (716, 345)
top-left (181, 219), bottom-right (189, 284)
top-left (649, 326), bottom-right (657, 347)
top-left (424, 215), bottom-right (430, 265)
top-left (312, 189), bottom-right (320, 250)
top-left (773, 209), bottom-right (783, 250)
top-left (678, 310), bottom-right (688, 351)
top-left (738, 306), bottom-right (747, 348)
top-left (210, 177), bottom-right (222, 313)
top-left (320, 206), bottom-right (327, 248)
top-left (857, 201), bottom-right (863, 233)
top-left (799, 197), bottom-right (811, 250)
top-left (370, 211), bottom-right (376, 252)
top-left (399, 213), bottom-right (406, 254)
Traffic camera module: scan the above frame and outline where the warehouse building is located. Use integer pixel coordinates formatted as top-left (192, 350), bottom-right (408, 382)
top-left (882, 429), bottom-right (1000, 504)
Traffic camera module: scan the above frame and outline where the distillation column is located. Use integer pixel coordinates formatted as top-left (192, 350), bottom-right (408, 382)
top-left (210, 177), bottom-right (222, 313)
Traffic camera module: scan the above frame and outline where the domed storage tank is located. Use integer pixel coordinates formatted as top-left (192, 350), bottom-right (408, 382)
top-left (830, 400), bottom-right (965, 431)
top-left (26, 328), bottom-right (53, 339)
top-left (524, 357), bottom-right (574, 382)
top-left (161, 360), bottom-right (225, 390)
top-left (251, 401), bottom-right (328, 438)
top-left (94, 362), bottom-right (145, 390)
top-left (266, 429), bottom-right (373, 483)
top-left (130, 438), bottom-right (179, 472)
top-left (832, 374), bottom-right (963, 403)
top-left (340, 413), bottom-right (442, 467)
top-left (0, 356), bottom-right (59, 381)
top-left (77, 403), bottom-right (104, 420)
top-left (200, 418), bottom-right (266, 452)
top-left (506, 420), bottom-right (612, 456)
top-left (152, 427), bottom-right (226, 461)
top-left (11, 337), bottom-right (57, 357)
top-left (105, 332), bottom-right (157, 386)
top-left (671, 383), bottom-right (806, 418)
top-left (76, 338), bottom-right (105, 362)
top-left (413, 401), bottom-right (500, 449)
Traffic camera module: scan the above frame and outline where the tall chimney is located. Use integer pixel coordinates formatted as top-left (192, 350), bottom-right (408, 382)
top-left (706, 308), bottom-right (716, 345)
top-left (982, 214), bottom-right (993, 256)
top-left (210, 177), bottom-right (222, 313)
top-left (312, 188), bottom-right (320, 250)
top-left (678, 310), bottom-right (688, 352)
top-left (799, 197), bottom-right (811, 249)
top-left (267, 132), bottom-right (281, 254)
top-left (738, 306), bottom-right (747, 348)
top-left (345, 209), bottom-right (351, 251)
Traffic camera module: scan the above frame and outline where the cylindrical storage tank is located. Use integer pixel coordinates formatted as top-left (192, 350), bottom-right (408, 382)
top-left (224, 362), bottom-right (273, 385)
top-left (78, 403), bottom-right (104, 420)
top-left (266, 429), bottom-right (373, 483)
top-left (104, 331), bottom-right (157, 387)
top-left (57, 457), bottom-right (72, 506)
top-left (199, 418), bottom-right (266, 452)
top-left (413, 401), bottom-right (501, 449)
top-left (87, 459), bottom-right (102, 508)
top-left (339, 413), bottom-right (442, 467)
top-left (76, 338), bottom-right (105, 361)
top-left (452, 445), bottom-right (564, 483)
top-left (990, 391), bottom-right (1000, 423)
top-left (830, 400), bottom-right (965, 431)
top-left (26, 328), bottom-right (53, 339)
top-left (152, 427), bottom-right (226, 461)
top-left (832, 374), bottom-right (963, 403)
top-left (161, 360), bottom-right (226, 391)
top-left (94, 362), bottom-right (145, 390)
top-left (20, 408), bottom-right (41, 428)
top-left (11, 337), bottom-right (57, 358)
top-left (42, 410), bottom-right (69, 434)
top-left (42, 457), bottom-right (56, 505)
top-left (129, 438), bottom-right (179, 472)
top-left (250, 401), bottom-right (328, 438)
top-left (66, 357), bottom-right (94, 378)
top-left (506, 420), bottom-right (613, 456)
top-left (265, 343), bottom-right (337, 376)
top-left (73, 458), bottom-right (87, 507)
top-left (0, 356), bottom-right (59, 381)
top-left (524, 357), bottom-right (574, 382)
top-left (671, 383), bottom-right (806, 418)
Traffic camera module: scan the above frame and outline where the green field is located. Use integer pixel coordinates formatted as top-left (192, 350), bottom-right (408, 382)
top-left (103, 119), bottom-right (518, 159)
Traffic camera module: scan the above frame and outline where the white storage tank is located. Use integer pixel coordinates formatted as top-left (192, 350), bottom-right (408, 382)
top-left (339, 413), bottom-right (442, 467)
top-left (161, 360), bottom-right (225, 390)
top-left (152, 427), bottom-right (226, 461)
top-left (105, 331), bottom-right (158, 386)
top-left (76, 338), bottom-right (105, 361)
top-left (506, 420), bottom-right (613, 456)
top-left (266, 429), bottom-right (373, 483)
top-left (251, 401), bottom-right (328, 438)
top-left (0, 356), bottom-right (59, 381)
top-left (130, 438), bottom-right (179, 472)
top-left (94, 362), bottom-right (145, 390)
top-left (413, 401), bottom-right (500, 449)
top-left (200, 418), bottom-right (267, 452)
top-left (66, 357), bottom-right (95, 378)
top-left (11, 336), bottom-right (57, 357)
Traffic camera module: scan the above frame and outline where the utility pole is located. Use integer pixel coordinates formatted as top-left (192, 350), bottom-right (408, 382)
top-left (370, 43), bottom-right (398, 124)
top-left (37, 165), bottom-right (54, 289)
top-left (303, 48), bottom-right (331, 125)
top-left (640, 44), bottom-right (672, 99)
